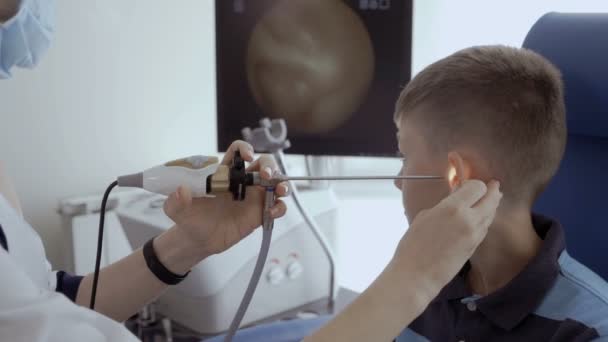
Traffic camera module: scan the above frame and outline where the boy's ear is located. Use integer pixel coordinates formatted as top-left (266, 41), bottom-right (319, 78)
top-left (447, 151), bottom-right (471, 191)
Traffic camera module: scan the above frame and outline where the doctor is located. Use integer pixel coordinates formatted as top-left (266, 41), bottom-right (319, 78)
top-left (0, 1), bottom-right (502, 341)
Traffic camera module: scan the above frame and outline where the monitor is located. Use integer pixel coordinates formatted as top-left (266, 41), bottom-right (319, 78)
top-left (216, 0), bottom-right (413, 156)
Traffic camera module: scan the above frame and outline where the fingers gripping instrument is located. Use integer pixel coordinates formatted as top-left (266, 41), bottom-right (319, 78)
top-left (116, 153), bottom-right (255, 200)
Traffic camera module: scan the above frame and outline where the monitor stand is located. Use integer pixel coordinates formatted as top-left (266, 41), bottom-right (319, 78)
top-left (305, 155), bottom-right (333, 190)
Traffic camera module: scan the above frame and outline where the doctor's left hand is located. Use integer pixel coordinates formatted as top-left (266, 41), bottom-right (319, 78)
top-left (162, 141), bottom-right (289, 259)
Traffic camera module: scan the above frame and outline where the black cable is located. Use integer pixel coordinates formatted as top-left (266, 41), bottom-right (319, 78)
top-left (90, 180), bottom-right (118, 310)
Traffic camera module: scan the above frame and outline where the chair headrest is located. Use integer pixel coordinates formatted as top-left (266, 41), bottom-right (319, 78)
top-left (523, 13), bottom-right (608, 138)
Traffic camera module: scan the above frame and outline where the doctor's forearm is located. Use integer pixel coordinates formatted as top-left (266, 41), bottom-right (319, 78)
top-left (304, 260), bottom-right (435, 342)
top-left (75, 225), bottom-right (207, 321)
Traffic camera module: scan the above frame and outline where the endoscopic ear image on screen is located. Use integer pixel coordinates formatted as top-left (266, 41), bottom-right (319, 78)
top-left (246, 0), bottom-right (374, 134)
top-left (216, 0), bottom-right (412, 156)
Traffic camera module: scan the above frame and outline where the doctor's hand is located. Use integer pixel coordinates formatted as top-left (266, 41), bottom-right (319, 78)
top-left (161, 141), bottom-right (289, 261)
top-left (391, 180), bottom-right (502, 303)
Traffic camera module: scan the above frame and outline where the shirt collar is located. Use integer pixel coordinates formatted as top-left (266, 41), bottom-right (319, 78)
top-left (434, 213), bottom-right (566, 331)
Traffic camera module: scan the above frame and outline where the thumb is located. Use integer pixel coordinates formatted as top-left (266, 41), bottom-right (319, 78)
top-left (163, 186), bottom-right (193, 218)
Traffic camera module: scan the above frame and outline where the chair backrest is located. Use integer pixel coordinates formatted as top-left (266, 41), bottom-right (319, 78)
top-left (524, 13), bottom-right (608, 280)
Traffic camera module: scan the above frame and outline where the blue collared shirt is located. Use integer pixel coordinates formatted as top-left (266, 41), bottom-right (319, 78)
top-left (398, 214), bottom-right (608, 341)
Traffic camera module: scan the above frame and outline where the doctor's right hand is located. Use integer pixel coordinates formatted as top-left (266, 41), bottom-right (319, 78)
top-left (391, 180), bottom-right (502, 304)
top-left (157, 141), bottom-right (288, 265)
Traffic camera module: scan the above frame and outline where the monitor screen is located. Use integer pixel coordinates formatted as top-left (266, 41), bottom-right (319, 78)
top-left (216, 0), bottom-right (412, 156)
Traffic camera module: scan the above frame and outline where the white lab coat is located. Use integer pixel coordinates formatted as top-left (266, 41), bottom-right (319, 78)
top-left (0, 194), bottom-right (138, 342)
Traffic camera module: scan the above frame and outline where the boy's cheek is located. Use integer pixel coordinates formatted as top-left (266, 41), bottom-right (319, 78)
top-left (404, 182), bottom-right (450, 221)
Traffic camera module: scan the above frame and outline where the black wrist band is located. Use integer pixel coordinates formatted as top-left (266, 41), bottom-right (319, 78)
top-left (143, 237), bottom-right (190, 285)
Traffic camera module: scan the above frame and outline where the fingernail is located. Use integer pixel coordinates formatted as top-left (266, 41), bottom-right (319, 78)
top-left (282, 184), bottom-right (289, 194)
top-left (264, 167), bottom-right (272, 177)
top-left (270, 208), bottom-right (278, 216)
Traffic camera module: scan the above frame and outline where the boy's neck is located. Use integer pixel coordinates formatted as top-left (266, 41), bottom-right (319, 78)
top-left (467, 207), bottom-right (542, 296)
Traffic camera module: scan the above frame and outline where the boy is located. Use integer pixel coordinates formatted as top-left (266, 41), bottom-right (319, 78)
top-left (393, 45), bottom-right (608, 341)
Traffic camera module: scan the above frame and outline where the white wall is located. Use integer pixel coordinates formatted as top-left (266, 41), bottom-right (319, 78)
top-left (412, 0), bottom-right (608, 75)
top-left (0, 0), bottom-right (216, 268)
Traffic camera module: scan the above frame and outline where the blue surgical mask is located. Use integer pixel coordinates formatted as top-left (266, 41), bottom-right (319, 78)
top-left (0, 0), bottom-right (54, 79)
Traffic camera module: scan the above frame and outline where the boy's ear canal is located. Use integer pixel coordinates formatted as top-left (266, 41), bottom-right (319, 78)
top-left (447, 151), bottom-right (470, 191)
top-left (448, 165), bottom-right (458, 189)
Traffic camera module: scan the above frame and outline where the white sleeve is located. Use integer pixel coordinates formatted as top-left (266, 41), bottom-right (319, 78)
top-left (0, 248), bottom-right (139, 342)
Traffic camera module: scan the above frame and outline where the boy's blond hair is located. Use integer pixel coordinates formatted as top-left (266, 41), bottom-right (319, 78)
top-left (395, 45), bottom-right (566, 203)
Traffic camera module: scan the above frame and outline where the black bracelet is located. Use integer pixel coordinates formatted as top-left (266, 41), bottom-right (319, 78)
top-left (143, 237), bottom-right (190, 285)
